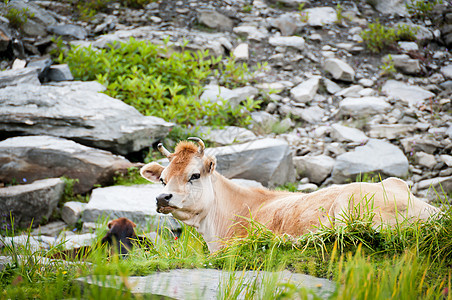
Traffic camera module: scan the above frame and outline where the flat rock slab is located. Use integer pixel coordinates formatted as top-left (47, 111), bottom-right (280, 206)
top-left (339, 97), bottom-right (391, 116)
top-left (0, 136), bottom-right (133, 193)
top-left (382, 80), bottom-right (435, 106)
top-left (198, 126), bottom-right (257, 145)
top-left (82, 185), bottom-right (179, 231)
top-left (0, 82), bottom-right (173, 155)
top-left (0, 67), bottom-right (40, 88)
top-left (205, 138), bottom-right (296, 187)
top-left (76, 269), bottom-right (335, 299)
top-left (0, 178), bottom-right (64, 227)
top-left (332, 139), bottom-right (409, 183)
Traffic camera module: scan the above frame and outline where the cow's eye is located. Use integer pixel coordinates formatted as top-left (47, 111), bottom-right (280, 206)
top-left (160, 178), bottom-right (166, 186)
top-left (189, 173), bottom-right (200, 182)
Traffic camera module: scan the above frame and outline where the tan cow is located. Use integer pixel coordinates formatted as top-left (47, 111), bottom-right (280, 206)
top-left (140, 138), bottom-right (439, 253)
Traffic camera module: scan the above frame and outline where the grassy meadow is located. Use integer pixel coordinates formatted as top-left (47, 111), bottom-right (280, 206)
top-left (1, 181), bottom-right (451, 299)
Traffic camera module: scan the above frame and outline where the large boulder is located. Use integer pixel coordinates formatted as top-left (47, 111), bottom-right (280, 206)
top-left (332, 139), bottom-right (409, 183)
top-left (0, 178), bottom-right (64, 227)
top-left (205, 138), bottom-right (296, 187)
top-left (293, 155), bottom-right (335, 184)
top-left (81, 184), bottom-right (179, 230)
top-left (197, 10), bottom-right (234, 32)
top-left (323, 58), bottom-right (355, 82)
top-left (0, 67), bottom-right (40, 88)
top-left (382, 80), bottom-right (435, 106)
top-left (0, 136), bottom-right (133, 194)
top-left (0, 82), bottom-right (173, 155)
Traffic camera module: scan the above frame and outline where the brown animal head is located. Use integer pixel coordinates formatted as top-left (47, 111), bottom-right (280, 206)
top-left (101, 217), bottom-right (137, 256)
top-left (140, 138), bottom-right (216, 222)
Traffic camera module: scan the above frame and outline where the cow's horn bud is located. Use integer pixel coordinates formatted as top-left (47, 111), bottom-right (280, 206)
top-left (188, 137), bottom-right (205, 155)
top-left (157, 143), bottom-right (172, 158)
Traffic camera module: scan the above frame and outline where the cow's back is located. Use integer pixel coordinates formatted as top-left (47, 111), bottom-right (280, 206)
top-left (250, 177), bottom-right (439, 237)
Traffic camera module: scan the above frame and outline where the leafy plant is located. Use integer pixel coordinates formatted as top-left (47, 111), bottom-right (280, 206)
top-left (56, 38), bottom-right (261, 128)
top-left (360, 20), bottom-right (418, 53)
top-left (119, 0), bottom-right (155, 8)
top-left (241, 4), bottom-right (253, 13)
top-left (406, 0), bottom-right (443, 20)
top-left (380, 54), bottom-right (397, 77)
top-left (3, 6), bottom-right (32, 29)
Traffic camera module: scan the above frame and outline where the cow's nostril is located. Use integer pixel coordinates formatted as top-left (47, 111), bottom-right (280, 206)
top-left (156, 193), bottom-right (173, 206)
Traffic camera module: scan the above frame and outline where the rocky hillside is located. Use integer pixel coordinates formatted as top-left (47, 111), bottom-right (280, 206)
top-left (0, 0), bottom-right (451, 235)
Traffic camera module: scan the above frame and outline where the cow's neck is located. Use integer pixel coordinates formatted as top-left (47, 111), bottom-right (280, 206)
top-left (197, 171), bottom-right (280, 252)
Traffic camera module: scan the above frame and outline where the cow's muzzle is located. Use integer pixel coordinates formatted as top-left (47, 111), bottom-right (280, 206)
top-left (156, 193), bottom-right (175, 213)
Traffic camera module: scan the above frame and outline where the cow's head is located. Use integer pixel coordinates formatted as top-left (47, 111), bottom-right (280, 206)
top-left (140, 138), bottom-right (216, 222)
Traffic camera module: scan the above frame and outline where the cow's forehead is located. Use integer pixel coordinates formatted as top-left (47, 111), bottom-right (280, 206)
top-left (164, 141), bottom-right (201, 178)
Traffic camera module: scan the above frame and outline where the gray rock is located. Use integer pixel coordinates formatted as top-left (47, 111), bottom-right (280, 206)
top-left (233, 43), bottom-right (249, 61)
top-left (440, 155), bottom-right (452, 167)
top-left (372, 0), bottom-right (408, 16)
top-left (31, 221), bottom-right (67, 237)
top-left (230, 178), bottom-right (264, 189)
top-left (251, 111), bottom-right (278, 129)
top-left (332, 139), bottom-right (409, 183)
top-left (269, 13), bottom-right (304, 36)
top-left (76, 269), bottom-right (335, 299)
top-left (396, 23), bottom-right (433, 44)
top-left (0, 178), bottom-right (64, 227)
top-left (268, 36), bottom-right (305, 51)
top-left (335, 85), bottom-right (364, 98)
top-left (305, 7), bottom-right (338, 27)
top-left (293, 155), bottom-right (335, 184)
top-left (205, 138), bottom-right (296, 187)
top-left (417, 176), bottom-right (452, 193)
top-left (368, 124), bottom-right (417, 139)
top-left (198, 126), bottom-right (256, 145)
top-left (0, 83), bottom-right (173, 155)
top-left (384, 54), bottom-right (421, 75)
top-left (0, 136), bottom-right (133, 194)
top-left (401, 135), bottom-right (441, 155)
top-left (0, 67), bottom-right (40, 88)
top-left (290, 76), bottom-right (320, 103)
top-left (293, 105), bottom-right (325, 124)
top-left (0, 256), bottom-right (12, 272)
top-left (331, 124), bottom-right (368, 143)
top-left (414, 152), bottom-right (437, 169)
top-left (27, 57), bottom-right (53, 82)
top-left (256, 81), bottom-right (294, 93)
top-left (297, 183), bottom-right (318, 192)
top-left (197, 10), bottom-right (233, 32)
top-left (47, 24), bottom-right (88, 40)
top-left (200, 85), bottom-right (258, 108)
top-left (322, 78), bottom-right (342, 94)
top-left (61, 202), bottom-right (86, 226)
top-left (398, 41), bottom-right (419, 52)
top-left (56, 233), bottom-right (96, 250)
top-left (47, 64), bottom-right (74, 82)
top-left (233, 25), bottom-right (268, 41)
top-left (382, 80), bottom-right (435, 106)
top-left (339, 97), bottom-right (391, 115)
top-left (441, 65), bottom-right (452, 80)
top-left (22, 19), bottom-right (47, 36)
top-left (266, 0), bottom-right (309, 8)
top-left (9, 0), bottom-right (57, 26)
top-left (323, 58), bottom-right (355, 82)
top-left (82, 185), bottom-right (179, 230)
top-left (0, 24), bottom-right (12, 52)
top-left (1, 235), bottom-right (56, 251)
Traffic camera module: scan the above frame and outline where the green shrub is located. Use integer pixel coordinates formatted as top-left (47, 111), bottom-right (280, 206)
top-left (4, 6), bottom-right (31, 29)
top-left (56, 38), bottom-right (261, 127)
top-left (120, 0), bottom-right (155, 9)
top-left (380, 54), bottom-right (396, 77)
top-left (71, 0), bottom-right (110, 20)
top-left (360, 20), bottom-right (418, 53)
top-left (406, 0), bottom-right (442, 20)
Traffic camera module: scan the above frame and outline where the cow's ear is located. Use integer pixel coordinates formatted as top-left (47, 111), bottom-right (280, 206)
top-left (140, 162), bottom-right (165, 183)
top-left (204, 156), bottom-right (216, 174)
top-left (107, 220), bottom-right (114, 229)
